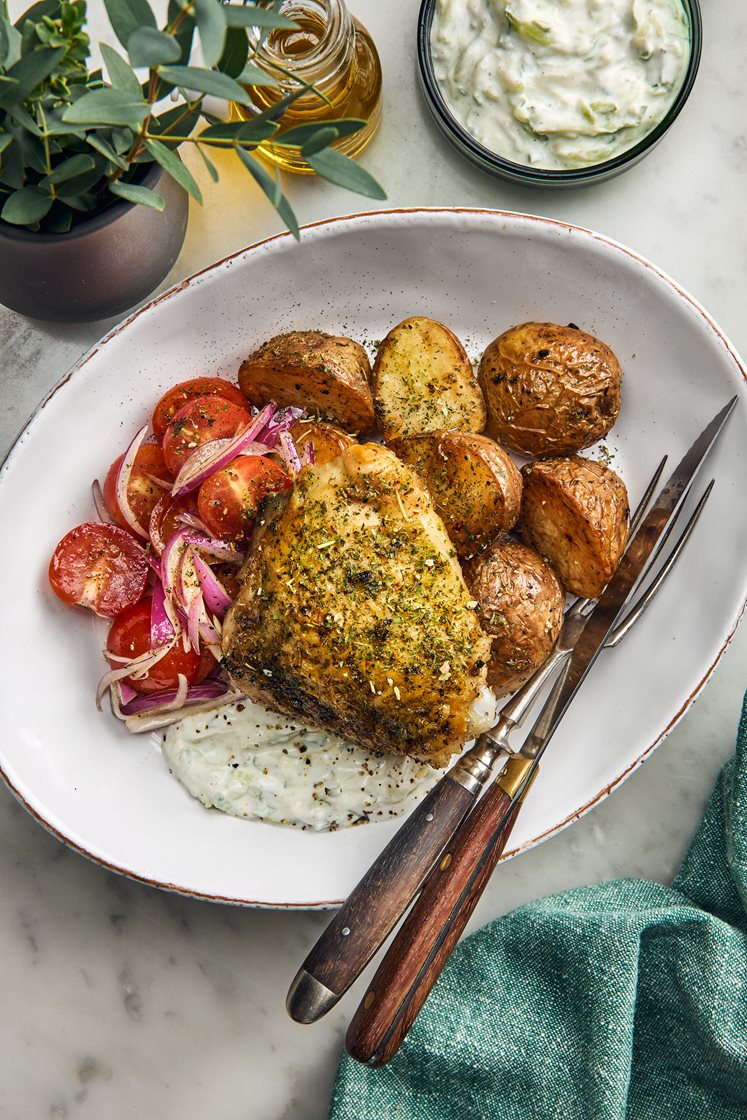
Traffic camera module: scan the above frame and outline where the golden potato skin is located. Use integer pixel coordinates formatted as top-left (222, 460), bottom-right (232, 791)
top-left (289, 418), bottom-right (355, 466)
top-left (464, 540), bottom-right (564, 696)
top-left (239, 330), bottom-right (374, 433)
top-left (478, 322), bottom-right (622, 456)
top-left (519, 456), bottom-right (629, 598)
top-left (389, 429), bottom-right (522, 559)
top-left (374, 316), bottom-right (486, 441)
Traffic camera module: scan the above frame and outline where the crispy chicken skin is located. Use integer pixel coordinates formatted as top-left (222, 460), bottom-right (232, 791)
top-left (222, 444), bottom-right (491, 768)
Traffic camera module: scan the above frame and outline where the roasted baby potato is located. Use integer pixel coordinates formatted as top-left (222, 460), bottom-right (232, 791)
top-left (519, 456), bottom-right (629, 598)
top-left (478, 322), bottom-right (622, 456)
top-left (389, 429), bottom-right (522, 559)
top-left (239, 330), bottom-right (375, 433)
top-left (464, 539), bottom-right (564, 696)
top-left (289, 418), bottom-right (356, 467)
top-left (374, 316), bottom-right (486, 441)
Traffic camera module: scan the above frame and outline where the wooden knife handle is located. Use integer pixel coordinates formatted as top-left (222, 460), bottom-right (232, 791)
top-left (345, 779), bottom-right (522, 1066)
top-left (286, 775), bottom-right (476, 1023)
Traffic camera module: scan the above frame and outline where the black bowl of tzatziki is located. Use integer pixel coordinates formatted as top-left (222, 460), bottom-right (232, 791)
top-left (417, 0), bottom-right (702, 187)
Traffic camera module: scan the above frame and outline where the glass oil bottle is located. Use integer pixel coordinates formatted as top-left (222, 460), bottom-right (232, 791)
top-left (234, 0), bottom-right (383, 174)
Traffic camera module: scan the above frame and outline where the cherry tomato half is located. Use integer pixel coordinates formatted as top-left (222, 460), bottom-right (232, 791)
top-left (197, 455), bottom-right (291, 543)
top-left (104, 443), bottom-right (171, 535)
top-left (152, 377), bottom-right (248, 441)
top-left (49, 523), bottom-right (149, 618)
top-left (149, 492), bottom-right (200, 555)
top-left (162, 394), bottom-right (252, 477)
top-left (106, 598), bottom-right (214, 695)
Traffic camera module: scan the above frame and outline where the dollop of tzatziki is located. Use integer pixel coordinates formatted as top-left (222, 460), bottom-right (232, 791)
top-left (162, 700), bottom-right (448, 830)
top-left (431, 0), bottom-right (691, 170)
top-left (162, 688), bottom-right (497, 830)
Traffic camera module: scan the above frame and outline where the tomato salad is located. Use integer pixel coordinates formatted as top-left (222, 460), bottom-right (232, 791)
top-left (49, 377), bottom-right (311, 732)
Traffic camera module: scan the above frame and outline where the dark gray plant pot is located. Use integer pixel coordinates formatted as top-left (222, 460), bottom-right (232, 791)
top-left (0, 164), bottom-right (189, 323)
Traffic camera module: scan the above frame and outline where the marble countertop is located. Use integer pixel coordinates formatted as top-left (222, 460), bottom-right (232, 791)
top-left (1, 1), bottom-right (746, 1116)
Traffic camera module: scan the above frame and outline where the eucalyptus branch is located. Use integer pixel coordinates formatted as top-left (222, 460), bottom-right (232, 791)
top-left (0, 0), bottom-right (385, 235)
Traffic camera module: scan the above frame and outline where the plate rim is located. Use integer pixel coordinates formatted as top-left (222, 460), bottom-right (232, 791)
top-left (2, 205), bottom-right (746, 909)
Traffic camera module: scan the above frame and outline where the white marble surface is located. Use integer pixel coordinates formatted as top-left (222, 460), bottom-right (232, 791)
top-left (1, 1), bottom-right (746, 1116)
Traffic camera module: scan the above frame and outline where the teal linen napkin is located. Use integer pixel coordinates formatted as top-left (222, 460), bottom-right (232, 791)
top-left (329, 694), bottom-right (747, 1119)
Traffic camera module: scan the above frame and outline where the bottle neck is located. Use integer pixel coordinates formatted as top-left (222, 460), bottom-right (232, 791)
top-left (254, 0), bottom-right (356, 94)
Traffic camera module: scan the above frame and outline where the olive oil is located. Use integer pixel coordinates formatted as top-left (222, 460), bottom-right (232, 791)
top-left (235, 0), bottom-right (382, 174)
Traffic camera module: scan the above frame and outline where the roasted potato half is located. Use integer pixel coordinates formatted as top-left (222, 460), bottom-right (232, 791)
top-left (389, 430), bottom-right (522, 559)
top-left (519, 456), bottom-right (629, 598)
top-left (239, 331), bottom-right (375, 433)
top-left (374, 317), bottom-right (486, 441)
top-left (465, 540), bottom-right (564, 696)
top-left (289, 418), bottom-right (356, 467)
top-left (478, 322), bottom-right (622, 456)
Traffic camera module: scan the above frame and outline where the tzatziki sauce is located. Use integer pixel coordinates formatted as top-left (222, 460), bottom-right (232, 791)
top-left (430, 0), bottom-right (691, 170)
top-left (162, 688), bottom-right (497, 831)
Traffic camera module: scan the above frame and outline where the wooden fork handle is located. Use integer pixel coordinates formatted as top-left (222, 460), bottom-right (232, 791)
top-left (345, 770), bottom-right (528, 1066)
top-left (286, 775), bottom-right (477, 1023)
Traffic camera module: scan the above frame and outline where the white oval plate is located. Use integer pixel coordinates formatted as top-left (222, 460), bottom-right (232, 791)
top-left (1, 209), bottom-right (745, 908)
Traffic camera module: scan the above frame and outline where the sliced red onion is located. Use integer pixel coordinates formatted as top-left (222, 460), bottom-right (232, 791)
top-left (277, 430), bottom-right (303, 476)
top-left (122, 686), bottom-right (245, 733)
top-left (187, 592), bottom-right (203, 654)
top-left (176, 511), bottom-right (210, 533)
top-left (115, 425), bottom-right (150, 539)
top-left (191, 551), bottom-right (233, 617)
top-left (96, 640), bottom-right (175, 708)
top-left (119, 681), bottom-right (138, 705)
top-left (161, 528), bottom-right (191, 607)
top-left (171, 402), bottom-right (277, 498)
top-left (181, 533), bottom-right (243, 563)
top-left (150, 579), bottom-right (176, 647)
top-left (304, 441), bottom-right (315, 468)
top-left (258, 406), bottom-right (304, 448)
top-left (120, 676), bottom-right (231, 716)
top-left (92, 479), bottom-right (115, 524)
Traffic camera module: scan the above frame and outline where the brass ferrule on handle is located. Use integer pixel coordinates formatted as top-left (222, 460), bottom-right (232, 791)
top-left (496, 754), bottom-right (537, 801)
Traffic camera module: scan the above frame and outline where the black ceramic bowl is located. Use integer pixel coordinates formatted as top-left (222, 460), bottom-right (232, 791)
top-left (416, 0), bottom-right (702, 189)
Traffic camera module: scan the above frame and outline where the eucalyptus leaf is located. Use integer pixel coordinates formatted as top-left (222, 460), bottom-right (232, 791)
top-left (86, 131), bottom-right (130, 170)
top-left (216, 24), bottom-right (248, 78)
top-left (145, 137), bottom-right (203, 203)
top-left (237, 60), bottom-right (278, 86)
top-left (103, 0), bottom-right (157, 51)
top-left (55, 161), bottom-right (108, 197)
top-left (0, 46), bottom-right (65, 107)
top-left (7, 102), bottom-right (42, 137)
top-left (237, 147), bottom-right (299, 238)
top-left (0, 18), bottom-right (23, 69)
top-left (109, 178), bottom-right (164, 210)
top-left (148, 103), bottom-right (202, 147)
top-left (196, 142), bottom-right (219, 182)
top-left (304, 147), bottom-right (386, 199)
top-left (278, 118), bottom-right (365, 147)
top-left (223, 6), bottom-right (298, 30)
top-left (128, 28), bottom-right (182, 69)
top-left (194, 0), bottom-right (226, 69)
top-left (1, 184), bottom-right (52, 224)
top-left (41, 152), bottom-right (95, 184)
top-left (200, 117), bottom-right (277, 144)
top-left (100, 42), bottom-right (141, 95)
top-left (157, 64), bottom-right (258, 105)
top-left (62, 88), bottom-right (150, 129)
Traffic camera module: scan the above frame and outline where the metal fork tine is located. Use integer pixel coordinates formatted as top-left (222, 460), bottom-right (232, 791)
top-left (606, 481), bottom-right (715, 648)
top-left (627, 454), bottom-right (668, 539)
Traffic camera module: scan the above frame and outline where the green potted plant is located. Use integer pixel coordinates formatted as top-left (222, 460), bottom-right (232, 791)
top-left (0, 0), bottom-right (385, 322)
